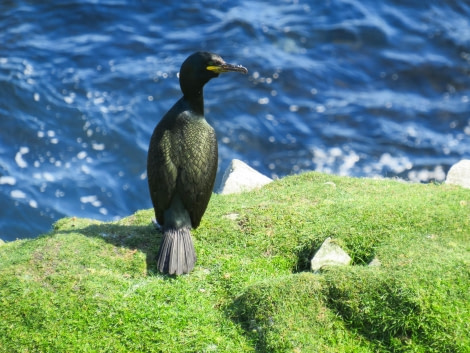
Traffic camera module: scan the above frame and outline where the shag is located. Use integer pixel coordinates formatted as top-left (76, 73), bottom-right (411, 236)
top-left (147, 51), bottom-right (247, 275)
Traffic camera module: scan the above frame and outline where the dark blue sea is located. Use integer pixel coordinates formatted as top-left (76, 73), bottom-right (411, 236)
top-left (1, 0), bottom-right (469, 241)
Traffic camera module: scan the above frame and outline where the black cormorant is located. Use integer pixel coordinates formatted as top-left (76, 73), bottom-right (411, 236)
top-left (147, 51), bottom-right (247, 275)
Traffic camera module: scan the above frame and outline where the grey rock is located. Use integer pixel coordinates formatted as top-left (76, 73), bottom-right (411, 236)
top-left (217, 159), bottom-right (272, 195)
top-left (446, 159), bottom-right (470, 189)
top-left (311, 237), bottom-right (352, 273)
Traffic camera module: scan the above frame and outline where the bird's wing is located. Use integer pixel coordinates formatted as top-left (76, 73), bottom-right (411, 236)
top-left (147, 128), bottom-right (178, 225)
top-left (178, 125), bottom-right (218, 228)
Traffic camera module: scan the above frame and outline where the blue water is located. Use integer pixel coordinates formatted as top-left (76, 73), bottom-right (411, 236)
top-left (1, 0), bottom-right (469, 241)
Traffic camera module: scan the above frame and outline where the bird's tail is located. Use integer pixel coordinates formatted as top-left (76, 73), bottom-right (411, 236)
top-left (156, 227), bottom-right (196, 275)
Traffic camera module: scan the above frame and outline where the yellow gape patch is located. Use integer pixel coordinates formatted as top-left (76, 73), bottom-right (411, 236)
top-left (206, 65), bottom-right (224, 73)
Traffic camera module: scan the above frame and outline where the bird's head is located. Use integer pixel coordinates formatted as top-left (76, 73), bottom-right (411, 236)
top-left (179, 51), bottom-right (248, 98)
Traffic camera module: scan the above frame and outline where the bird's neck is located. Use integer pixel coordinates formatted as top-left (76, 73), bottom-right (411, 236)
top-left (184, 88), bottom-right (205, 116)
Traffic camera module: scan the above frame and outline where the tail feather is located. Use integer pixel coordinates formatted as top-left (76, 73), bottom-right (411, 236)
top-left (156, 227), bottom-right (196, 275)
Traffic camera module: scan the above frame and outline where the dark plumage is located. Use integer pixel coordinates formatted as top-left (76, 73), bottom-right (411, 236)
top-left (147, 52), bottom-right (247, 275)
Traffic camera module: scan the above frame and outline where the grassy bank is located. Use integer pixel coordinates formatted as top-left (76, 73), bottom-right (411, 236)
top-left (1, 172), bottom-right (469, 352)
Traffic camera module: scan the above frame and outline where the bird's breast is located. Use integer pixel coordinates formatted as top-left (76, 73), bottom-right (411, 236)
top-left (167, 116), bottom-right (217, 167)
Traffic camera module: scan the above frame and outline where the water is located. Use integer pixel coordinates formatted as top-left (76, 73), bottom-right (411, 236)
top-left (1, 0), bottom-right (469, 241)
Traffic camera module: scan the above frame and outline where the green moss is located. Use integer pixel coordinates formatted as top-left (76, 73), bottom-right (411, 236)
top-left (232, 272), bottom-right (375, 352)
top-left (1, 172), bottom-right (469, 352)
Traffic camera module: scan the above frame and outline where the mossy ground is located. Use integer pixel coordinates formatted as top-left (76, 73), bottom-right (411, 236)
top-left (1, 172), bottom-right (469, 352)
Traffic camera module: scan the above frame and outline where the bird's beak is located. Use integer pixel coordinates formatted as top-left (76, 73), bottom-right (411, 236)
top-left (206, 63), bottom-right (248, 74)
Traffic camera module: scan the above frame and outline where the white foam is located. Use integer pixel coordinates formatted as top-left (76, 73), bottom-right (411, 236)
top-left (81, 165), bottom-right (91, 174)
top-left (80, 195), bottom-right (97, 204)
top-left (80, 195), bottom-right (102, 207)
top-left (0, 176), bottom-right (16, 185)
top-left (23, 63), bottom-right (33, 76)
top-left (91, 143), bottom-right (105, 151)
top-left (93, 97), bottom-right (105, 104)
top-left (289, 105), bottom-right (299, 112)
top-left (43, 172), bottom-right (55, 182)
top-left (77, 151), bottom-right (87, 160)
top-left (339, 150), bottom-right (360, 176)
top-left (378, 153), bottom-right (413, 174)
top-left (311, 147), bottom-right (361, 176)
top-left (11, 190), bottom-right (27, 199)
top-left (408, 166), bottom-right (446, 182)
top-left (64, 94), bottom-right (75, 104)
top-left (15, 147), bottom-right (29, 168)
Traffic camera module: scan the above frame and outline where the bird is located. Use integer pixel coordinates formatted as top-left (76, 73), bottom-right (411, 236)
top-left (147, 51), bottom-right (248, 275)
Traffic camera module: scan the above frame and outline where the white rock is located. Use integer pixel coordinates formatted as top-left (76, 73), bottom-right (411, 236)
top-left (446, 160), bottom-right (470, 189)
top-left (311, 237), bottom-right (351, 273)
top-left (217, 159), bottom-right (272, 195)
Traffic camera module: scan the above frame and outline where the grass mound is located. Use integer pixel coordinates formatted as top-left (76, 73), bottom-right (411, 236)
top-left (1, 172), bottom-right (469, 352)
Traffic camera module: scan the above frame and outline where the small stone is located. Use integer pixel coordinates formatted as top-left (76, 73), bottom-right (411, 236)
top-left (311, 237), bottom-right (351, 273)
top-left (368, 257), bottom-right (381, 267)
top-left (223, 213), bottom-right (239, 221)
top-left (446, 160), bottom-right (470, 189)
top-left (217, 159), bottom-right (272, 195)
